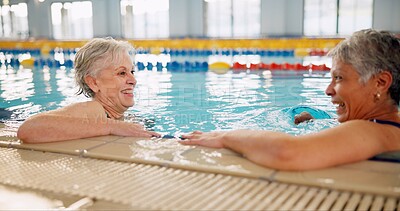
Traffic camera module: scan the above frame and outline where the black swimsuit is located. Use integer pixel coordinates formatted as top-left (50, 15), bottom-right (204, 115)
top-left (369, 119), bottom-right (400, 128)
top-left (369, 119), bottom-right (400, 163)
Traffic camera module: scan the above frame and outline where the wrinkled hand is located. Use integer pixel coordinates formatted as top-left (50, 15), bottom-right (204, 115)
top-left (294, 111), bottom-right (314, 125)
top-left (179, 131), bottom-right (226, 148)
top-left (110, 121), bottom-right (161, 138)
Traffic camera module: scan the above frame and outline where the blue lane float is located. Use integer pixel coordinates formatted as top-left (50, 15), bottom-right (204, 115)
top-left (156, 62), bottom-right (163, 71)
top-left (147, 48), bottom-right (295, 57)
top-left (161, 61), bottom-right (208, 72)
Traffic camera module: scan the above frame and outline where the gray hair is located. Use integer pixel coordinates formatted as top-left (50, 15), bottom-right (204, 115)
top-left (328, 29), bottom-right (400, 105)
top-left (74, 37), bottom-right (134, 98)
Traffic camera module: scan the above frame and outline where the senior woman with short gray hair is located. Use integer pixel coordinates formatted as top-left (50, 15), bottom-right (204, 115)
top-left (18, 37), bottom-right (160, 143)
top-left (181, 29), bottom-right (400, 170)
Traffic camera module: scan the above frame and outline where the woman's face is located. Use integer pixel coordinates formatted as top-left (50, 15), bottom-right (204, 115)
top-left (325, 59), bottom-right (377, 122)
top-left (95, 52), bottom-right (137, 111)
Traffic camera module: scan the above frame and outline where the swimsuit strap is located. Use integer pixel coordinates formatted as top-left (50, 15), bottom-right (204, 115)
top-left (370, 119), bottom-right (400, 128)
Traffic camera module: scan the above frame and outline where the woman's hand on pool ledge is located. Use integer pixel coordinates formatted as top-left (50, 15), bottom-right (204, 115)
top-left (179, 131), bottom-right (226, 148)
top-left (108, 120), bottom-right (161, 138)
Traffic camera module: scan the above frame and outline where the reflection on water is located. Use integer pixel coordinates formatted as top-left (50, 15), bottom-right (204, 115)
top-left (132, 70), bottom-right (337, 135)
top-left (131, 138), bottom-right (192, 161)
top-left (130, 137), bottom-right (253, 173)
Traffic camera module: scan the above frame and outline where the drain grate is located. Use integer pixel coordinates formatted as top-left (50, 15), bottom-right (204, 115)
top-left (0, 147), bottom-right (398, 210)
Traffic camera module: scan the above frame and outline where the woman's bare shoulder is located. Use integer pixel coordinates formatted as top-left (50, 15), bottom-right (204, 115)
top-left (65, 101), bottom-right (103, 110)
top-left (331, 120), bottom-right (400, 150)
top-left (48, 101), bottom-right (105, 117)
top-left (300, 119), bottom-right (398, 145)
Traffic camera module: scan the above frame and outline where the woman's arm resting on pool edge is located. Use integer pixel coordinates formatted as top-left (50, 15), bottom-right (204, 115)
top-left (17, 114), bottom-right (159, 143)
top-left (18, 114), bottom-right (110, 143)
top-left (17, 102), bottom-right (160, 143)
top-left (181, 120), bottom-right (394, 170)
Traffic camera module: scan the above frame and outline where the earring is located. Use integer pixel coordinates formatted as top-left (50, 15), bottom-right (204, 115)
top-left (374, 92), bottom-right (381, 102)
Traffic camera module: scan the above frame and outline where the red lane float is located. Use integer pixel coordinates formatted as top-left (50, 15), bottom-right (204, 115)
top-left (310, 64), bottom-right (330, 71)
top-left (232, 62), bottom-right (247, 70)
top-left (309, 48), bottom-right (328, 56)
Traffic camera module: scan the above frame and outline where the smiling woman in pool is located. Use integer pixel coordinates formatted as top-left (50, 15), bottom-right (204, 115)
top-left (17, 37), bottom-right (160, 143)
top-left (181, 29), bottom-right (400, 170)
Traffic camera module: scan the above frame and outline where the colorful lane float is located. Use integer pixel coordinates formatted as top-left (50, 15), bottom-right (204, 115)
top-left (0, 48), bottom-right (76, 68)
top-left (134, 61), bottom-right (331, 72)
top-left (309, 48), bottom-right (328, 56)
top-left (32, 58), bottom-right (74, 68)
top-left (208, 61), bottom-right (231, 74)
top-left (146, 48), bottom-right (327, 57)
top-left (231, 62), bottom-right (331, 71)
top-left (160, 48), bottom-right (296, 57)
top-left (20, 58), bottom-right (34, 67)
top-left (1, 47), bottom-right (331, 70)
top-left (136, 61), bottom-right (209, 72)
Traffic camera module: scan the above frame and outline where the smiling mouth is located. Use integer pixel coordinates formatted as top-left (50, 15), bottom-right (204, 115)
top-left (333, 102), bottom-right (345, 111)
top-left (121, 89), bottom-right (133, 94)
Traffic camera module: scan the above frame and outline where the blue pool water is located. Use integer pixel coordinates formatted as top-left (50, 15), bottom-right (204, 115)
top-left (0, 65), bottom-right (338, 136)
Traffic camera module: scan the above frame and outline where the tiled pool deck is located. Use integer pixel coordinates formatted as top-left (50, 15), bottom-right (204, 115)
top-left (0, 124), bottom-right (399, 209)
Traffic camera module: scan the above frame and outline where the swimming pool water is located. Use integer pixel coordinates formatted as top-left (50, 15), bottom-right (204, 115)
top-left (0, 66), bottom-right (338, 136)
